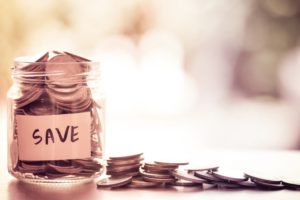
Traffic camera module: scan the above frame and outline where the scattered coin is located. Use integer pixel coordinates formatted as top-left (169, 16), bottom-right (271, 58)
top-left (129, 178), bottom-right (162, 188)
top-left (282, 178), bottom-right (300, 190)
top-left (244, 171), bottom-right (281, 184)
top-left (107, 158), bottom-right (144, 166)
top-left (140, 168), bottom-right (173, 179)
top-left (183, 165), bottom-right (219, 173)
top-left (172, 170), bottom-right (207, 184)
top-left (143, 176), bottom-right (175, 184)
top-left (97, 176), bottom-right (132, 188)
top-left (154, 161), bottom-right (189, 166)
top-left (169, 180), bottom-right (203, 187)
top-left (215, 182), bottom-right (242, 189)
top-left (211, 169), bottom-right (248, 183)
top-left (109, 153), bottom-right (144, 160)
top-left (252, 179), bottom-right (285, 190)
top-left (194, 171), bottom-right (223, 183)
top-left (236, 180), bottom-right (257, 188)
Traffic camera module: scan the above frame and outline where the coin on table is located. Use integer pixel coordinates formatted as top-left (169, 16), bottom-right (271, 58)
top-left (282, 178), bottom-right (300, 190)
top-left (215, 182), bottom-right (241, 189)
top-left (194, 171), bottom-right (223, 183)
top-left (109, 153), bottom-right (144, 160)
top-left (140, 168), bottom-right (173, 179)
top-left (129, 178), bottom-right (162, 188)
top-left (211, 169), bottom-right (248, 183)
top-left (172, 170), bottom-right (207, 184)
top-left (143, 176), bottom-right (175, 184)
top-left (97, 176), bottom-right (132, 188)
top-left (154, 160), bottom-right (189, 166)
top-left (236, 180), bottom-right (257, 188)
top-left (107, 163), bottom-right (142, 173)
top-left (169, 180), bottom-right (203, 187)
top-left (109, 171), bottom-right (140, 178)
top-left (107, 158), bottom-right (144, 166)
top-left (144, 162), bottom-right (178, 171)
top-left (182, 164), bottom-right (219, 173)
top-left (244, 171), bottom-right (281, 184)
top-left (252, 179), bottom-right (285, 190)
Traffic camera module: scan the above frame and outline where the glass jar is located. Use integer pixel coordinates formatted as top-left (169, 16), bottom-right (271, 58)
top-left (7, 51), bottom-right (105, 183)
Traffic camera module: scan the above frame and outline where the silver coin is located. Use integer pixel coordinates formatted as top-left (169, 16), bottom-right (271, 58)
top-left (97, 176), bottom-right (132, 188)
top-left (172, 170), bottom-right (207, 184)
top-left (282, 178), bottom-right (300, 190)
top-left (244, 171), bottom-right (281, 184)
top-left (215, 182), bottom-right (241, 189)
top-left (154, 161), bottom-right (189, 166)
top-left (144, 162), bottom-right (178, 171)
top-left (142, 176), bottom-right (175, 184)
top-left (212, 169), bottom-right (248, 183)
top-left (252, 179), bottom-right (285, 190)
top-left (140, 168), bottom-right (173, 179)
top-left (128, 178), bottom-right (162, 188)
top-left (194, 171), bottom-right (222, 183)
top-left (237, 180), bottom-right (257, 188)
top-left (109, 153), bottom-right (143, 160)
top-left (109, 171), bottom-right (140, 178)
top-left (107, 158), bottom-right (144, 166)
top-left (183, 165), bottom-right (219, 173)
top-left (107, 163), bottom-right (142, 173)
top-left (168, 180), bottom-right (203, 187)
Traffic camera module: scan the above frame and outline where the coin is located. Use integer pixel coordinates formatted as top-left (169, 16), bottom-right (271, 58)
top-left (144, 162), bottom-right (178, 171)
top-left (252, 179), bottom-right (285, 190)
top-left (244, 171), bottom-right (281, 184)
top-left (182, 165), bottom-right (219, 173)
top-left (140, 168), bottom-right (173, 179)
top-left (194, 171), bottom-right (223, 183)
top-left (109, 153), bottom-right (144, 160)
top-left (107, 158), bottom-right (144, 166)
top-left (168, 180), bottom-right (203, 187)
top-left (215, 182), bottom-right (241, 189)
top-left (282, 178), bottom-right (300, 190)
top-left (107, 163), bottom-right (142, 173)
top-left (154, 161), bottom-right (189, 166)
top-left (211, 169), bottom-right (248, 183)
top-left (97, 176), bottom-right (132, 188)
top-left (143, 176), bottom-right (175, 184)
top-left (172, 170), bottom-right (207, 184)
top-left (129, 178), bottom-right (162, 188)
top-left (236, 180), bottom-right (257, 188)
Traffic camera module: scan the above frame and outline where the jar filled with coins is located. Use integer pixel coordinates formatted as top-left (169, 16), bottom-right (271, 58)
top-left (7, 51), bottom-right (105, 183)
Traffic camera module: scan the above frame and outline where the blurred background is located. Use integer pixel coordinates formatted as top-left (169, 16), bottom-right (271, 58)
top-left (1, 0), bottom-right (300, 153)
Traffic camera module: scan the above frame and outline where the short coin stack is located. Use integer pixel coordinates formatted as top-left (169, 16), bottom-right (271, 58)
top-left (97, 153), bottom-right (300, 190)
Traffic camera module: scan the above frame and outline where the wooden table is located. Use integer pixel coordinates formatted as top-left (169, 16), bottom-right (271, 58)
top-left (2, 149), bottom-right (300, 200)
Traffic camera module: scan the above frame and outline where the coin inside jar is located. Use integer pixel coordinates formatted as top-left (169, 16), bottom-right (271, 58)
top-left (8, 51), bottom-right (105, 183)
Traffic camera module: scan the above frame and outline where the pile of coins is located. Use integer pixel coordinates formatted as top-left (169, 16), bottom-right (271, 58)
top-left (97, 153), bottom-right (300, 190)
top-left (11, 51), bottom-right (104, 180)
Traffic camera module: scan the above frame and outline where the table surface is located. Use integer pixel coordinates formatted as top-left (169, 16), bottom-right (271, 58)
top-left (1, 149), bottom-right (300, 200)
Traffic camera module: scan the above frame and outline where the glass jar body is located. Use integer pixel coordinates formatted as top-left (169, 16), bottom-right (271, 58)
top-left (7, 59), bottom-right (105, 184)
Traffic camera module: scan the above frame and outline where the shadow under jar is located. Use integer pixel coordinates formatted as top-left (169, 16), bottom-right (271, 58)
top-left (7, 51), bottom-right (105, 184)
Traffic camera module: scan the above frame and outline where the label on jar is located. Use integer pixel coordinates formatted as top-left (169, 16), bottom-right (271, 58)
top-left (16, 112), bottom-right (91, 161)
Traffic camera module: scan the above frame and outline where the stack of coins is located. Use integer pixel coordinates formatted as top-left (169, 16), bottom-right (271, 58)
top-left (97, 153), bottom-right (300, 190)
top-left (12, 51), bottom-right (104, 180)
top-left (106, 153), bottom-right (144, 178)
